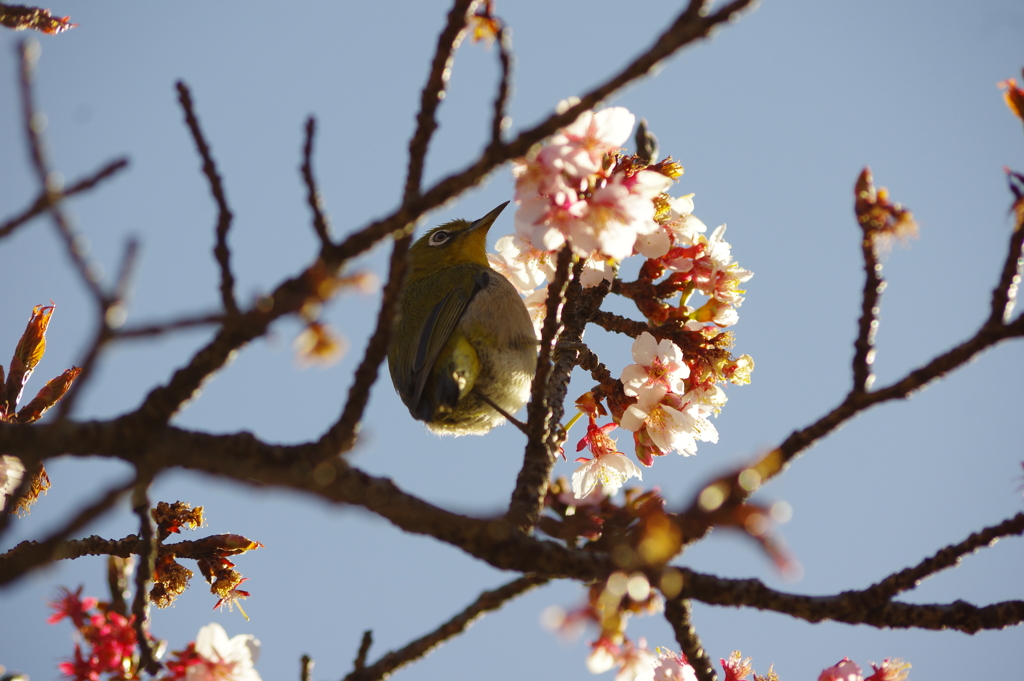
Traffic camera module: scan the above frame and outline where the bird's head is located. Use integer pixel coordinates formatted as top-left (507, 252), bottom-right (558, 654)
top-left (407, 201), bottom-right (509, 280)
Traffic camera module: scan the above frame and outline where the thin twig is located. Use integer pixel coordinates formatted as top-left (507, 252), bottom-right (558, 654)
top-left (114, 312), bottom-right (227, 339)
top-left (107, 555), bottom-right (133, 618)
top-left (403, 0), bottom-right (476, 204)
top-left (488, 21), bottom-right (514, 149)
top-left (354, 631), bottom-right (372, 671)
top-left (301, 117), bottom-right (332, 251)
top-left (342, 575), bottom-right (548, 681)
top-left (665, 597), bottom-right (717, 681)
top-left (56, 237), bottom-right (140, 420)
top-left (317, 234), bottom-right (412, 459)
top-left (17, 40), bottom-right (107, 304)
top-left (862, 511), bottom-right (1024, 604)
top-left (300, 654), bottom-right (314, 681)
top-left (175, 81), bottom-right (238, 316)
top-left (986, 180), bottom-right (1024, 326)
top-left (0, 157), bottom-right (128, 239)
top-left (130, 478), bottom-right (161, 675)
top-left (851, 231), bottom-right (883, 394)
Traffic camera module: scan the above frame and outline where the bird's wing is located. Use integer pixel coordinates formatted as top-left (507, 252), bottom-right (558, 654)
top-left (405, 266), bottom-right (490, 414)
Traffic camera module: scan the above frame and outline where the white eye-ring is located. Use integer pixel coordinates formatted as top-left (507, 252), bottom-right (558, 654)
top-left (428, 230), bottom-right (451, 246)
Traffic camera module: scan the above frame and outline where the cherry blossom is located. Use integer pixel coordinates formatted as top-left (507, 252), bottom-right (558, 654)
top-left (613, 639), bottom-right (658, 681)
top-left (653, 648), bottom-right (697, 681)
top-left (620, 332), bottom-right (690, 397)
top-left (620, 386), bottom-right (718, 457)
top-left (865, 658), bottom-right (911, 681)
top-left (544, 107), bottom-right (636, 177)
top-left (186, 623), bottom-right (262, 681)
top-left (572, 419), bottom-right (642, 499)
top-left (819, 658), bottom-right (864, 681)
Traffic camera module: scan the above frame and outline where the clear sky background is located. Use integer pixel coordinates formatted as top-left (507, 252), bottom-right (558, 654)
top-left (1, 1), bottom-right (1022, 679)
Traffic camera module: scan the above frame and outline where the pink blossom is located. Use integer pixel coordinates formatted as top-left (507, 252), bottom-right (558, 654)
top-left (47, 585), bottom-right (97, 628)
top-left (819, 658), bottom-right (864, 681)
top-left (545, 107), bottom-right (636, 177)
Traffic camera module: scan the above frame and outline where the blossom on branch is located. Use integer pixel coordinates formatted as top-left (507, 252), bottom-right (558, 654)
top-left (572, 419), bottom-right (642, 499)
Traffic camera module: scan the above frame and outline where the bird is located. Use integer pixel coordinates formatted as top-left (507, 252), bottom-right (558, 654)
top-left (387, 201), bottom-right (538, 436)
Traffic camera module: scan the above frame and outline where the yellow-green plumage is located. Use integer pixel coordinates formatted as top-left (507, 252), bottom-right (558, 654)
top-left (388, 202), bottom-right (537, 435)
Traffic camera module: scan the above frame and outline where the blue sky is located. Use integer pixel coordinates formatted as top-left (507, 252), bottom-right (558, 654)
top-left (1, 2), bottom-right (1022, 680)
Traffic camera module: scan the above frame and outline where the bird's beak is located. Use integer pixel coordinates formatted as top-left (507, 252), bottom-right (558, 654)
top-left (469, 201), bottom-right (510, 234)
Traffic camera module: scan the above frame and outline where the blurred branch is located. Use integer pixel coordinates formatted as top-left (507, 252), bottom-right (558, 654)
top-left (665, 597), bottom-right (717, 681)
top-left (300, 655), bottom-right (314, 681)
top-left (130, 479), bottom-right (161, 675)
top-left (17, 40), bottom-right (107, 304)
top-left (487, 15), bottom-right (514, 149)
top-left (301, 117), bottom-right (332, 251)
top-left (175, 81), bottom-right (238, 316)
top-left (56, 237), bottom-right (140, 419)
top-left (0, 157), bottom-right (128, 239)
top-left (0, 475), bottom-right (135, 585)
top-left (114, 312), bottom-right (227, 339)
top-left (342, 575), bottom-right (548, 681)
top-left (987, 170), bottom-right (1024, 326)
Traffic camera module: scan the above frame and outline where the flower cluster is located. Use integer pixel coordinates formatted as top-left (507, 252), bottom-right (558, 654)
top-left (489, 107), bottom-right (753, 488)
top-left (48, 586), bottom-right (263, 681)
top-left (48, 586), bottom-right (144, 681)
top-left (618, 332), bottom-right (719, 466)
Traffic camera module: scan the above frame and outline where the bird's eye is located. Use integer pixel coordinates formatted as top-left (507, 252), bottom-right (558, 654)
top-left (428, 230), bottom-right (451, 246)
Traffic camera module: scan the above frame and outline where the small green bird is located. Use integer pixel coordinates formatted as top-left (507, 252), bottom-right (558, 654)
top-left (388, 202), bottom-right (538, 436)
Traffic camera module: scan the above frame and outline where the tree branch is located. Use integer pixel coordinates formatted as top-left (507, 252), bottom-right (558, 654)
top-left (175, 81), bottom-right (238, 316)
top-left (342, 575), bottom-right (548, 681)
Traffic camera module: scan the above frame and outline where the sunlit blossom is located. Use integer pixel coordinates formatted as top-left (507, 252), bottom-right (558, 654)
top-left (620, 332), bottom-right (690, 397)
top-left (0, 455), bottom-right (25, 511)
top-left (545, 107), bottom-right (636, 177)
top-left (819, 658), bottom-right (864, 681)
top-left (614, 640), bottom-right (658, 681)
top-left (572, 420), bottom-right (643, 498)
top-left (865, 658), bottom-right (911, 681)
top-left (187, 623), bottom-right (261, 681)
top-left (653, 648), bottom-right (697, 681)
top-left (620, 386), bottom-right (718, 456)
